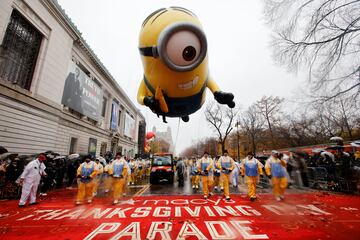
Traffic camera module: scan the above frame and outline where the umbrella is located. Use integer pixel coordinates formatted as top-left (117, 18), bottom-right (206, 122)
top-left (350, 140), bottom-right (360, 147)
top-left (68, 153), bottom-right (80, 160)
top-left (330, 136), bottom-right (344, 142)
top-left (54, 155), bottom-right (67, 160)
top-left (281, 153), bottom-right (290, 161)
top-left (0, 153), bottom-right (18, 160)
top-left (96, 156), bottom-right (107, 165)
top-left (326, 145), bottom-right (345, 151)
top-left (320, 151), bottom-right (335, 161)
top-left (0, 146), bottom-right (8, 154)
top-left (312, 148), bottom-right (325, 153)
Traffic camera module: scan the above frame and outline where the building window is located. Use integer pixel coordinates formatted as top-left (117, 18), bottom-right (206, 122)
top-left (101, 97), bottom-right (107, 117)
top-left (88, 138), bottom-right (97, 157)
top-left (100, 142), bottom-right (107, 157)
top-left (0, 10), bottom-right (42, 90)
top-left (69, 137), bottom-right (78, 154)
top-left (118, 110), bottom-right (122, 127)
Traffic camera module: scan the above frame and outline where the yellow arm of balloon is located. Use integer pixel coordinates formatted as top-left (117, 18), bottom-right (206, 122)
top-left (155, 87), bottom-right (169, 113)
top-left (206, 76), bottom-right (221, 93)
top-left (137, 79), bottom-right (147, 105)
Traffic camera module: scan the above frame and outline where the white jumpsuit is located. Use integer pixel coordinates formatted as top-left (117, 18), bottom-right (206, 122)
top-left (231, 162), bottom-right (241, 187)
top-left (19, 159), bottom-right (46, 205)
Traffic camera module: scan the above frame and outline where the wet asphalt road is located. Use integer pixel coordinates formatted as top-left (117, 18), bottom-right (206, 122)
top-left (96, 169), bottom-right (310, 199)
top-left (126, 171), bottom-right (279, 197)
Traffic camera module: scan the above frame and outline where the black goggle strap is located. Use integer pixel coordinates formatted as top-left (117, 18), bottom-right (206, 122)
top-left (139, 46), bottom-right (158, 58)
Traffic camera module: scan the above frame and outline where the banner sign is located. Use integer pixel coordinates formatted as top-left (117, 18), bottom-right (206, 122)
top-left (0, 193), bottom-right (359, 239)
top-left (61, 61), bottom-right (103, 120)
top-left (124, 113), bottom-right (135, 139)
top-left (110, 101), bottom-right (119, 131)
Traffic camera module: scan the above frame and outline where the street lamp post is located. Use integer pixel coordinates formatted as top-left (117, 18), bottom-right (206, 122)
top-left (235, 120), bottom-right (240, 160)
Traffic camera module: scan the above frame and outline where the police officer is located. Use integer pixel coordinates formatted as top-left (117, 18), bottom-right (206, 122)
top-left (197, 152), bottom-right (214, 199)
top-left (241, 152), bottom-right (264, 201)
top-left (76, 155), bottom-right (97, 205)
top-left (190, 157), bottom-right (199, 189)
top-left (18, 153), bottom-right (47, 207)
top-left (218, 150), bottom-right (235, 201)
top-left (109, 153), bottom-right (129, 204)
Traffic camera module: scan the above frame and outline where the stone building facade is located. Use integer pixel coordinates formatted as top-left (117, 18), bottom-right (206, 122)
top-left (0, 0), bottom-right (145, 157)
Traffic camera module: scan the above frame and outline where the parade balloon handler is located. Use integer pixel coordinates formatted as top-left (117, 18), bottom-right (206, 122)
top-left (190, 157), bottom-right (200, 189)
top-left (17, 153), bottom-right (47, 208)
top-left (137, 7), bottom-right (235, 123)
top-left (92, 158), bottom-right (104, 197)
top-left (122, 159), bottom-right (131, 196)
top-left (218, 150), bottom-right (235, 201)
top-left (129, 158), bottom-right (137, 185)
top-left (137, 158), bottom-right (144, 181)
top-left (108, 153), bottom-right (129, 204)
top-left (265, 150), bottom-right (288, 201)
top-left (213, 155), bottom-right (223, 192)
top-left (197, 151), bottom-right (214, 199)
top-left (241, 152), bottom-right (264, 202)
top-left (103, 161), bottom-right (112, 193)
top-left (75, 155), bottom-right (97, 205)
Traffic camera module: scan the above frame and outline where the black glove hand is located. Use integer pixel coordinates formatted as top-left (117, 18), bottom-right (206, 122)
top-left (86, 176), bottom-right (91, 180)
top-left (214, 91), bottom-right (235, 108)
top-left (241, 175), bottom-right (245, 178)
top-left (204, 170), bottom-right (208, 175)
top-left (144, 96), bottom-right (161, 113)
top-left (267, 175), bottom-right (272, 179)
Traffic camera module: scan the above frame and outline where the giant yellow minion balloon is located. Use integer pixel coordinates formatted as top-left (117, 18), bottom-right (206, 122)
top-left (137, 7), bottom-right (235, 123)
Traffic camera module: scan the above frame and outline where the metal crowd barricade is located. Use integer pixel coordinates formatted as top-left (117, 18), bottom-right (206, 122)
top-left (307, 167), bottom-right (328, 190)
top-left (258, 175), bottom-right (271, 189)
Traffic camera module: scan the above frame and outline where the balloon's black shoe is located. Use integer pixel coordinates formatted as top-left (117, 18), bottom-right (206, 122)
top-left (214, 91), bottom-right (235, 108)
top-left (181, 116), bottom-right (189, 122)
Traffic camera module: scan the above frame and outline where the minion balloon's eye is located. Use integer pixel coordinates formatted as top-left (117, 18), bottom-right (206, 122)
top-left (157, 22), bottom-right (207, 72)
top-left (166, 31), bottom-right (201, 66)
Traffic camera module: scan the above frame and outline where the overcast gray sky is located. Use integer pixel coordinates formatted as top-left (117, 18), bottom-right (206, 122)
top-left (58, 0), bottom-right (304, 154)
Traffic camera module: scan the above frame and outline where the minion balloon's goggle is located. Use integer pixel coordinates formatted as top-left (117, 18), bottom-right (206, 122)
top-left (139, 22), bottom-right (207, 72)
